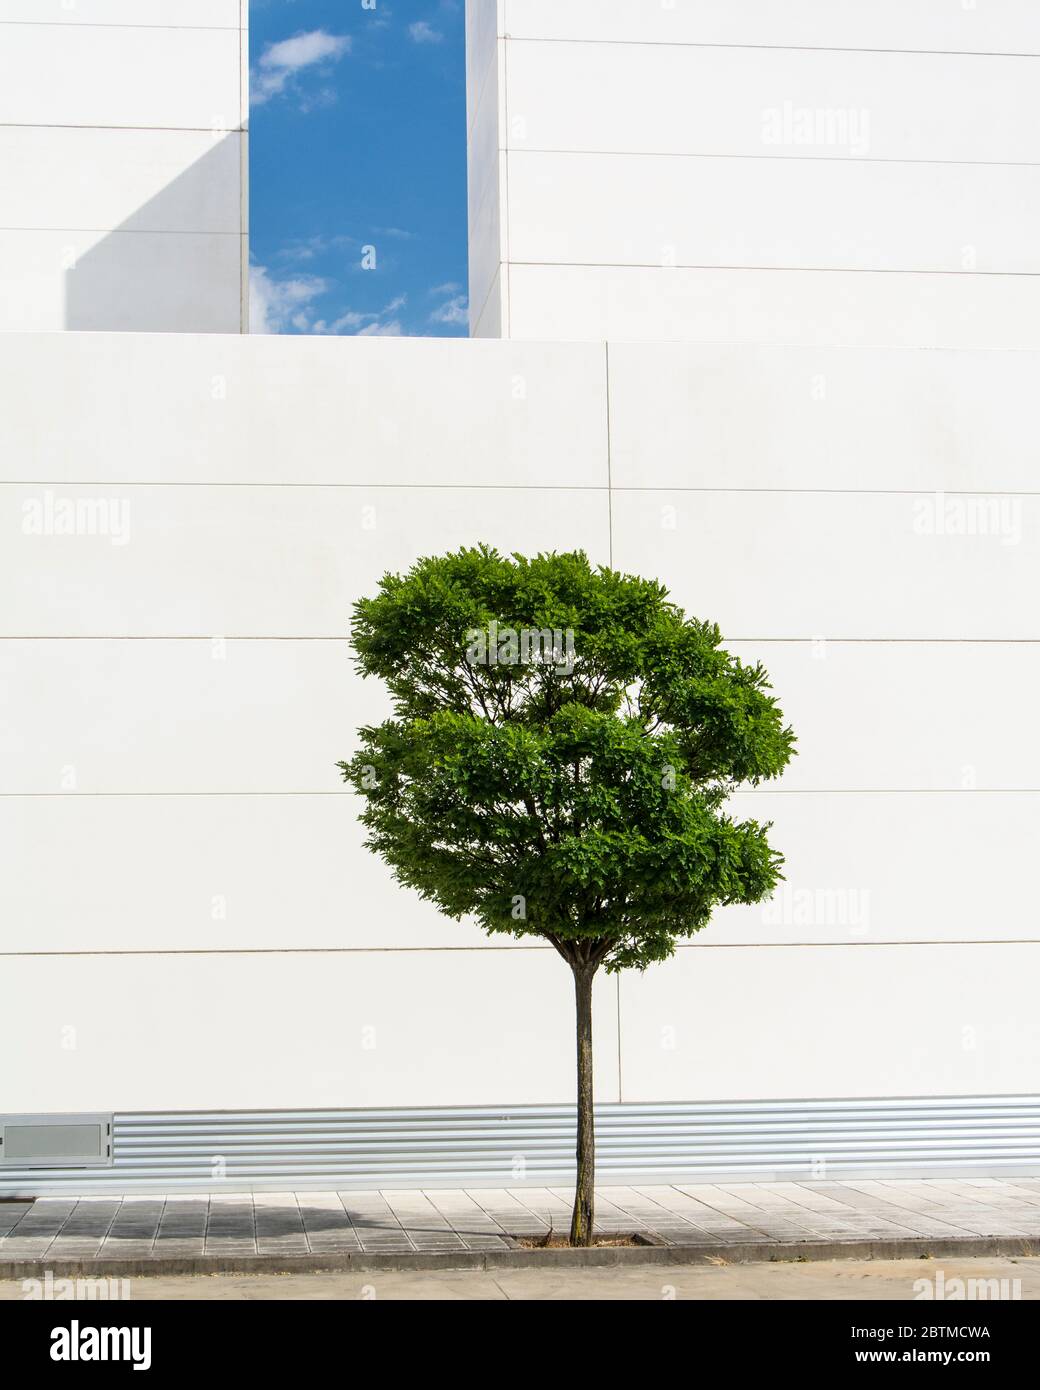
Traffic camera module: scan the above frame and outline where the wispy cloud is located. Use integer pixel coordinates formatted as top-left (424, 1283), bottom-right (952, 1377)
top-left (429, 293), bottom-right (468, 327)
top-left (408, 20), bottom-right (444, 44)
top-left (252, 29), bottom-right (351, 108)
top-left (318, 295), bottom-right (408, 338)
top-left (249, 262), bottom-right (329, 333)
top-left (357, 319), bottom-right (404, 337)
top-left (275, 233), bottom-right (358, 264)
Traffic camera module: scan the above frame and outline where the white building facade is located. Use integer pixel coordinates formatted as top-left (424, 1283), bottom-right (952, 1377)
top-left (1, 0), bottom-right (1038, 1192)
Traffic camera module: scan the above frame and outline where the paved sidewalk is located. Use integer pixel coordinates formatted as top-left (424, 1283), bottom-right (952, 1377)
top-left (4, 1178), bottom-right (1040, 1265)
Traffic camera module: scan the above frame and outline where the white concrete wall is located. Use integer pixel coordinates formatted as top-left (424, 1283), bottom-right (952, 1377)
top-left (0, 0), bottom-right (247, 333)
top-left (1, 331), bottom-right (1035, 1112)
top-left (468, 0), bottom-right (1040, 345)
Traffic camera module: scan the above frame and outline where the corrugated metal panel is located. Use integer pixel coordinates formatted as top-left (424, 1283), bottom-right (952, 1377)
top-left (2, 1096), bottom-right (1039, 1196)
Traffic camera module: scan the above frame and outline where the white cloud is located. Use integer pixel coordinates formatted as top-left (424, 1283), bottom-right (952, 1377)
top-left (249, 263), bottom-right (328, 334)
top-left (429, 281), bottom-right (461, 296)
top-left (251, 266), bottom-right (409, 338)
top-left (357, 320), bottom-right (404, 337)
top-left (409, 20), bottom-right (444, 44)
top-left (252, 30), bottom-right (351, 107)
top-left (276, 233), bottom-right (357, 263)
top-left (429, 293), bottom-right (468, 326)
top-left (328, 309), bottom-right (366, 333)
top-left (328, 295), bottom-right (407, 337)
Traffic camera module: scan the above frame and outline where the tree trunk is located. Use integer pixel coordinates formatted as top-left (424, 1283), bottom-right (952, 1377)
top-left (570, 964), bottom-right (596, 1246)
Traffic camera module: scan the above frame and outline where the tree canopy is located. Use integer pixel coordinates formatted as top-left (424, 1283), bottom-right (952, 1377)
top-left (340, 546), bottom-right (796, 972)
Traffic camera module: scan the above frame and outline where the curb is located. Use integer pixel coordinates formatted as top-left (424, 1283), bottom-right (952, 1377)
top-left (3, 1235), bottom-right (1039, 1281)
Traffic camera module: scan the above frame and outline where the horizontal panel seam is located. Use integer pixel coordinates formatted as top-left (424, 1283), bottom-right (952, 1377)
top-left (505, 148), bottom-right (1040, 170)
top-left (0, 123), bottom-right (245, 134)
top-left (1, 483), bottom-right (1037, 497)
top-left (0, 227), bottom-right (243, 238)
top-left (504, 36), bottom-right (1040, 60)
top-left (0, 482), bottom-right (609, 491)
top-left (3, 941), bottom-right (1034, 958)
top-left (0, 22), bottom-right (240, 32)
top-left (507, 260), bottom-right (1040, 278)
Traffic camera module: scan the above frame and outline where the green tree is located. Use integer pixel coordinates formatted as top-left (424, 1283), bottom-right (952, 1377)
top-left (340, 547), bottom-right (795, 1246)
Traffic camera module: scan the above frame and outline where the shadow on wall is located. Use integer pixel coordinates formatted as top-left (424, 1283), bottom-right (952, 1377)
top-left (64, 135), bottom-right (245, 334)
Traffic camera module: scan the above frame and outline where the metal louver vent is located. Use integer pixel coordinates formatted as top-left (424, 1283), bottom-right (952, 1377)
top-left (0, 1098), bottom-right (1038, 1195)
top-left (1, 1114), bottom-right (112, 1168)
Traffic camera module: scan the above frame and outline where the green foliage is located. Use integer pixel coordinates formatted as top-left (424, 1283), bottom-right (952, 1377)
top-left (340, 546), bottom-right (795, 973)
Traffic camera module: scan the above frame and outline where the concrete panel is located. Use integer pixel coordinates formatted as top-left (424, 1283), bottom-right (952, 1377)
top-left (0, 334), bottom-right (607, 487)
top-left (0, 950), bottom-right (621, 1111)
top-left (0, 23), bottom-right (243, 130)
top-left (503, 42), bottom-right (1040, 163)
top-left (507, 150), bottom-right (1040, 274)
top-left (726, 640), bottom-right (1040, 793)
top-left (706, 790), bottom-right (1040, 945)
top-left (607, 342), bottom-right (1040, 494)
top-left (0, 794), bottom-right (517, 954)
top-left (619, 943), bottom-right (1040, 1101)
top-left (0, 229), bottom-right (242, 332)
top-left (0, 128), bottom-right (243, 234)
top-left (610, 489), bottom-right (1037, 640)
top-left (1, 484), bottom-right (610, 636)
top-left (504, 264), bottom-right (1040, 349)
top-left (0, 639), bottom-right (362, 795)
top-left (502, 0), bottom-right (1040, 53)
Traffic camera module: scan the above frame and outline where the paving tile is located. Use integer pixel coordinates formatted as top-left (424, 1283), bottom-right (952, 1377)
top-left (150, 1239), bottom-right (206, 1257)
top-left (204, 1196), bottom-right (256, 1254)
top-left (0, 1239), bottom-right (56, 1259)
top-left (0, 1203), bottom-right (34, 1236)
top-left (45, 1242), bottom-right (108, 1260)
top-left (296, 1192), bottom-right (362, 1253)
top-left (382, 1192), bottom-right (466, 1251)
top-left (97, 1241), bottom-right (160, 1260)
top-left (464, 1188), bottom-right (551, 1234)
top-left (338, 1192), bottom-right (415, 1252)
top-left (423, 1190), bottom-right (509, 1251)
top-left (973, 1181), bottom-right (1040, 1206)
top-left (629, 1187), bottom-right (763, 1244)
top-left (505, 1187), bottom-right (573, 1234)
top-left (766, 1182), bottom-right (859, 1213)
top-left (254, 1193), bottom-right (308, 1251)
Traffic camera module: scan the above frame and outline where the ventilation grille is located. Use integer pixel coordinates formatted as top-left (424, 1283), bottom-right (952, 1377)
top-left (1, 1114), bottom-right (112, 1169)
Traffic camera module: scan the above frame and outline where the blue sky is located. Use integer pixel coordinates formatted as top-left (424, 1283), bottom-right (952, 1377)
top-left (248, 1), bottom-right (468, 338)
